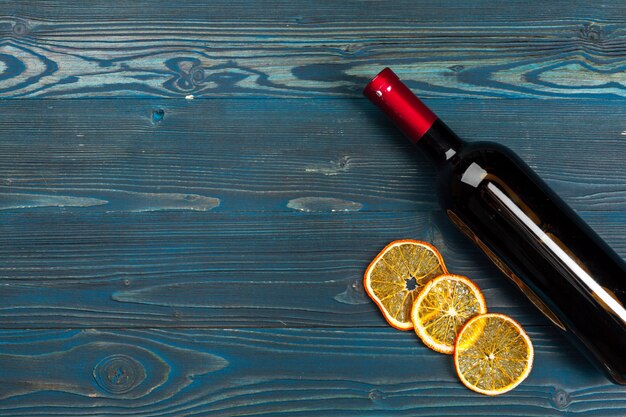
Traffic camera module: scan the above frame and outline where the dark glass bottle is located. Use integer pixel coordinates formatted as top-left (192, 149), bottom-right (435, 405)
top-left (364, 68), bottom-right (626, 384)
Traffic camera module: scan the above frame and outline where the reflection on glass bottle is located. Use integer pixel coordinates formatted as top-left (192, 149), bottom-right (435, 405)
top-left (364, 67), bottom-right (626, 384)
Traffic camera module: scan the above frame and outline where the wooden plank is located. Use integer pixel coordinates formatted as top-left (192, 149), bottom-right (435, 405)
top-left (0, 210), bottom-right (623, 328)
top-left (0, 327), bottom-right (622, 416)
top-left (1, 1), bottom-right (623, 415)
top-left (0, 98), bottom-right (623, 328)
top-left (4, 0), bottom-right (621, 21)
top-left (0, 1), bottom-right (625, 98)
top-left (0, 99), bottom-right (624, 213)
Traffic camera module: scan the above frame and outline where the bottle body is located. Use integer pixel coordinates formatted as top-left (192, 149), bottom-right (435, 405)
top-left (426, 121), bottom-right (626, 384)
top-left (364, 68), bottom-right (626, 384)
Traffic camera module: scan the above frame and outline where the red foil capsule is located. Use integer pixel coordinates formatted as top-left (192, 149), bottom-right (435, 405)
top-left (363, 68), bottom-right (437, 144)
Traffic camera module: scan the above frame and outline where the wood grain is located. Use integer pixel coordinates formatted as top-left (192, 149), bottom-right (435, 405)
top-left (1, 1), bottom-right (625, 413)
top-left (0, 210), bottom-right (623, 328)
top-left (0, 99), bottom-right (623, 328)
top-left (0, 99), bottom-right (624, 213)
top-left (0, 1), bottom-right (625, 98)
top-left (0, 327), bottom-right (622, 416)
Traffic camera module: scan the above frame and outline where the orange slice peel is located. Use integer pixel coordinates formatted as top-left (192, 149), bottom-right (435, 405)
top-left (454, 313), bottom-right (534, 396)
top-left (364, 239), bottom-right (447, 330)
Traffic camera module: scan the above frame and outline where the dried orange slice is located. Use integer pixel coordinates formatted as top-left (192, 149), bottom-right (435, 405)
top-left (454, 313), bottom-right (534, 396)
top-left (364, 240), bottom-right (447, 330)
top-left (411, 274), bottom-right (487, 354)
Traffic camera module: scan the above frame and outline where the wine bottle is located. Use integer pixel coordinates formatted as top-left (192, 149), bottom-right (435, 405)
top-left (364, 67), bottom-right (626, 384)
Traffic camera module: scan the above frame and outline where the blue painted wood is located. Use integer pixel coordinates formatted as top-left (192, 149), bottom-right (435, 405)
top-left (0, 99), bottom-right (623, 213)
top-left (0, 1), bottom-right (624, 98)
top-left (0, 327), bottom-right (624, 416)
top-left (0, 99), bottom-right (623, 329)
top-left (1, 209), bottom-right (621, 329)
top-left (0, 0), bottom-right (625, 415)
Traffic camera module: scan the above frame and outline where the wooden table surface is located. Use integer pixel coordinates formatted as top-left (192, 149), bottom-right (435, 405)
top-left (1, 1), bottom-right (625, 415)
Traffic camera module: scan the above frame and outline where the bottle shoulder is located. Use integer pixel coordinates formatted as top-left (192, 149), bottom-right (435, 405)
top-left (437, 140), bottom-right (539, 206)
top-left (443, 141), bottom-right (523, 179)
top-left (458, 141), bottom-right (518, 163)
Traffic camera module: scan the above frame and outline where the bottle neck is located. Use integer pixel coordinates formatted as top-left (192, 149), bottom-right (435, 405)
top-left (362, 68), bottom-right (465, 167)
top-left (418, 119), bottom-right (465, 168)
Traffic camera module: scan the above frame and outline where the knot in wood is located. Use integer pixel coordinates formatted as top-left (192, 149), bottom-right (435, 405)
top-left (151, 108), bottom-right (165, 124)
top-left (579, 23), bottom-right (603, 43)
top-left (368, 389), bottom-right (384, 401)
top-left (164, 57), bottom-right (207, 92)
top-left (12, 21), bottom-right (29, 36)
top-left (190, 67), bottom-right (205, 83)
top-left (552, 388), bottom-right (570, 409)
top-left (93, 354), bottom-right (146, 395)
top-left (448, 65), bottom-right (465, 73)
